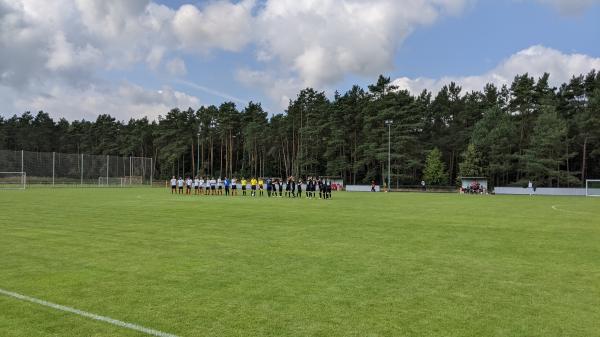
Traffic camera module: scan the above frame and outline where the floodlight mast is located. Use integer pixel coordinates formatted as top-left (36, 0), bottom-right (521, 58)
top-left (385, 120), bottom-right (393, 192)
top-left (197, 128), bottom-right (201, 177)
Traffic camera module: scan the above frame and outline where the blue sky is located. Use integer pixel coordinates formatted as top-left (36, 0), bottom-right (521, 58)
top-left (1, 0), bottom-right (599, 120)
top-left (396, 1), bottom-right (600, 77)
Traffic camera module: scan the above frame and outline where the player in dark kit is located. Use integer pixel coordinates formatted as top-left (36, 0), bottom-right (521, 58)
top-left (285, 178), bottom-right (291, 197)
top-left (278, 179), bottom-right (283, 197)
top-left (318, 179), bottom-right (323, 199)
top-left (297, 179), bottom-right (303, 198)
top-left (266, 178), bottom-right (273, 198)
top-left (271, 179), bottom-right (276, 197)
top-left (290, 178), bottom-right (296, 198)
top-left (325, 180), bottom-right (332, 199)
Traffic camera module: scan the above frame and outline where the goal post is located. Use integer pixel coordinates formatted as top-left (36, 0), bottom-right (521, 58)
top-left (585, 179), bottom-right (600, 197)
top-left (0, 172), bottom-right (26, 190)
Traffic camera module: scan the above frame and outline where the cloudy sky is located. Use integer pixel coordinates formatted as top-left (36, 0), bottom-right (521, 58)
top-left (0, 0), bottom-right (599, 121)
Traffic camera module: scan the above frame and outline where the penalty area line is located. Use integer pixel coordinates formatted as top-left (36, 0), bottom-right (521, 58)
top-left (0, 288), bottom-right (179, 337)
top-left (550, 205), bottom-right (591, 215)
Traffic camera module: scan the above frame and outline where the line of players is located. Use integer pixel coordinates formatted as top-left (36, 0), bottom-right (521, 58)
top-left (169, 176), bottom-right (333, 199)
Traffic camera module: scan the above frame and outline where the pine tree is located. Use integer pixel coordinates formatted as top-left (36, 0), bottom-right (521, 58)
top-left (423, 148), bottom-right (448, 186)
top-left (1, 71), bottom-right (596, 185)
top-left (470, 107), bottom-right (517, 186)
top-left (521, 107), bottom-right (578, 187)
top-left (458, 143), bottom-right (483, 179)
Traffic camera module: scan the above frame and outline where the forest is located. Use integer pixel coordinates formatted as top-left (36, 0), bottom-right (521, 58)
top-left (1, 71), bottom-right (599, 188)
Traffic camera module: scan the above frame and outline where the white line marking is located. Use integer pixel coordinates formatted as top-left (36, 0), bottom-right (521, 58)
top-left (551, 205), bottom-right (591, 215)
top-left (0, 288), bottom-right (179, 337)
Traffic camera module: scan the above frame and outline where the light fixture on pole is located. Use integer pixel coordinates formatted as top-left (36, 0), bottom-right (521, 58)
top-left (385, 120), bottom-right (393, 192)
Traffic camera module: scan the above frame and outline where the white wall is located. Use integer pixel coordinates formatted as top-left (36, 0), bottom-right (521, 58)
top-left (494, 187), bottom-right (600, 196)
top-left (346, 185), bottom-right (380, 192)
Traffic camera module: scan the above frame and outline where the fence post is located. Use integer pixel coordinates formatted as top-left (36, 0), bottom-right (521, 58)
top-left (80, 153), bottom-right (83, 186)
top-left (52, 152), bottom-right (55, 187)
top-left (106, 155), bottom-right (109, 187)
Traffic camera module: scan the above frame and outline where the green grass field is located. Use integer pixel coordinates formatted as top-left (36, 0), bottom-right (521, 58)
top-left (1, 188), bottom-right (599, 337)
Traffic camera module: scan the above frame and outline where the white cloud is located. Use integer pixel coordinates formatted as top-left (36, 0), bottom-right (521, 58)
top-left (1, 0), bottom-right (257, 84)
top-left (236, 68), bottom-right (301, 111)
top-left (0, 0), bottom-right (205, 120)
top-left (237, 0), bottom-right (473, 109)
top-left (0, 0), bottom-right (529, 117)
top-left (254, 0), bottom-right (472, 88)
top-left (3, 82), bottom-right (199, 121)
top-left (392, 45), bottom-right (600, 94)
top-left (0, 0), bottom-right (198, 120)
top-left (166, 58), bottom-right (187, 77)
top-left (73, 0), bottom-right (151, 46)
top-left (1, 0), bottom-right (598, 119)
top-left (146, 46), bottom-right (166, 70)
top-left (45, 32), bottom-right (103, 73)
top-left (172, 0), bottom-right (255, 52)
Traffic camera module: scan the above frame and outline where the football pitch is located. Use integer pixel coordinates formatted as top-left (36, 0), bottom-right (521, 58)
top-left (1, 188), bottom-right (599, 337)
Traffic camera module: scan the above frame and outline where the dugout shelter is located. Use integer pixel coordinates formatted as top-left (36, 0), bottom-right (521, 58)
top-left (459, 177), bottom-right (488, 194)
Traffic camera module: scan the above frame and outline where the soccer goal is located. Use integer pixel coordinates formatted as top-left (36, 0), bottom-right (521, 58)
top-left (98, 175), bottom-right (144, 187)
top-left (0, 172), bottom-right (27, 190)
top-left (585, 179), bottom-right (600, 197)
top-left (98, 176), bottom-right (125, 187)
top-left (124, 175), bottom-right (144, 185)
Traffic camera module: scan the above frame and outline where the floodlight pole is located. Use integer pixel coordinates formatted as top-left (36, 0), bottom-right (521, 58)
top-left (81, 153), bottom-right (84, 186)
top-left (197, 129), bottom-right (200, 176)
top-left (385, 120), bottom-right (393, 192)
top-left (106, 155), bottom-right (109, 187)
top-left (52, 152), bottom-right (55, 187)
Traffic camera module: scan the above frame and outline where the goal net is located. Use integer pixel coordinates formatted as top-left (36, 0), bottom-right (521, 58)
top-left (585, 179), bottom-right (600, 197)
top-left (98, 176), bottom-right (125, 187)
top-left (0, 172), bottom-right (26, 189)
top-left (0, 149), bottom-right (153, 187)
top-left (98, 176), bottom-right (144, 187)
top-left (124, 176), bottom-right (143, 185)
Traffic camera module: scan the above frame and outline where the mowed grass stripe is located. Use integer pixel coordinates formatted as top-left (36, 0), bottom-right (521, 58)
top-left (1, 188), bottom-right (599, 337)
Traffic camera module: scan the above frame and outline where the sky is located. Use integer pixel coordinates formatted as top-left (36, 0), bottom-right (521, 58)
top-left (0, 0), bottom-right (599, 121)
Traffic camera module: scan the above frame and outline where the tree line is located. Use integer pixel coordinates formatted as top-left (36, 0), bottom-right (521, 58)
top-left (1, 71), bottom-right (599, 188)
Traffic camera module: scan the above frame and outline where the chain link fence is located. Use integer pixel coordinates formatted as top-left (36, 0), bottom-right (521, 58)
top-left (0, 149), bottom-right (153, 187)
